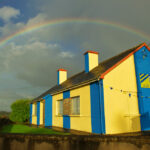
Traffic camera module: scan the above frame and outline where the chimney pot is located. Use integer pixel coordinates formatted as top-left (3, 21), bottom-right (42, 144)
top-left (84, 50), bottom-right (99, 73)
top-left (57, 68), bottom-right (67, 85)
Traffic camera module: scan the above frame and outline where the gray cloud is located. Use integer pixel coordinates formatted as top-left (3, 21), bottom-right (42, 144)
top-left (0, 41), bottom-right (78, 87)
top-left (31, 0), bottom-right (150, 36)
top-left (0, 0), bottom-right (150, 111)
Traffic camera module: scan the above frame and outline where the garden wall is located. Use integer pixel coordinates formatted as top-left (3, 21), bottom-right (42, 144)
top-left (0, 133), bottom-right (150, 150)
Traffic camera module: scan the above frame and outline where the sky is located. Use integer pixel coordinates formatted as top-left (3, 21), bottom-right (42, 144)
top-left (0, 0), bottom-right (150, 111)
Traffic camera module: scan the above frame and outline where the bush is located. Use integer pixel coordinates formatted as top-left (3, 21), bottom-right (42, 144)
top-left (0, 116), bottom-right (13, 128)
top-left (10, 99), bottom-right (31, 123)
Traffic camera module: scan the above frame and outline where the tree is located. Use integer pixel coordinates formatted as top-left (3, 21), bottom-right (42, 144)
top-left (10, 99), bottom-right (31, 123)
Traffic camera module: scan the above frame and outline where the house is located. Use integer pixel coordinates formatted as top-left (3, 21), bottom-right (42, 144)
top-left (30, 43), bottom-right (150, 134)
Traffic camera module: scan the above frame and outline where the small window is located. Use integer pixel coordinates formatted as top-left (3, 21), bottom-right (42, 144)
top-left (57, 100), bottom-right (63, 115)
top-left (71, 96), bottom-right (80, 115)
top-left (32, 103), bottom-right (37, 116)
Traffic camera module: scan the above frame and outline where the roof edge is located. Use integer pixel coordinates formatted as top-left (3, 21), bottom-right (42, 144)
top-left (100, 43), bottom-right (149, 79)
top-left (50, 78), bottom-right (98, 96)
top-left (31, 78), bottom-right (99, 103)
top-left (31, 42), bottom-right (150, 104)
top-left (84, 50), bottom-right (99, 55)
top-left (57, 68), bottom-right (67, 71)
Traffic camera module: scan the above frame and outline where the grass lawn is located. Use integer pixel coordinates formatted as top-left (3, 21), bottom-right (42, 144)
top-left (0, 124), bottom-right (70, 135)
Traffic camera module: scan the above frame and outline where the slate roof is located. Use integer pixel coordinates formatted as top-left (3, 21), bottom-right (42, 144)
top-left (32, 43), bottom-right (144, 102)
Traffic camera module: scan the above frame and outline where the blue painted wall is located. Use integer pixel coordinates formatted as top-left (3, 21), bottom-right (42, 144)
top-left (90, 81), bottom-right (105, 134)
top-left (44, 94), bottom-right (52, 127)
top-left (37, 102), bottom-right (40, 126)
top-left (57, 71), bottom-right (60, 85)
top-left (134, 46), bottom-right (150, 131)
top-left (85, 53), bottom-right (89, 73)
top-left (30, 104), bottom-right (32, 124)
top-left (99, 80), bottom-right (106, 134)
top-left (63, 90), bottom-right (70, 129)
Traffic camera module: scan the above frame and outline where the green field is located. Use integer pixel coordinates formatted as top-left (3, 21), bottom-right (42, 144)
top-left (0, 124), bottom-right (70, 135)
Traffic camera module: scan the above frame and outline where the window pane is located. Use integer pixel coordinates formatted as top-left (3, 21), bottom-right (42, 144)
top-left (59, 101), bottom-right (63, 115)
top-left (35, 103), bottom-right (37, 115)
top-left (57, 100), bottom-right (63, 115)
top-left (63, 98), bottom-right (71, 115)
top-left (72, 97), bottom-right (80, 115)
top-left (77, 98), bottom-right (80, 115)
top-left (33, 103), bottom-right (37, 116)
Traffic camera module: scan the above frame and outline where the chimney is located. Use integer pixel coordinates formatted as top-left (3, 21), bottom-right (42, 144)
top-left (57, 68), bottom-right (67, 85)
top-left (84, 50), bottom-right (99, 73)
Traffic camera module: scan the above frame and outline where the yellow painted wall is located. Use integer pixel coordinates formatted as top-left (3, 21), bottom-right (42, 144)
top-left (103, 55), bottom-right (141, 134)
top-left (88, 53), bottom-right (98, 71)
top-left (40, 101), bottom-right (44, 125)
top-left (70, 85), bottom-right (92, 132)
top-left (52, 93), bottom-right (63, 127)
top-left (32, 103), bottom-right (37, 125)
top-left (59, 71), bottom-right (67, 84)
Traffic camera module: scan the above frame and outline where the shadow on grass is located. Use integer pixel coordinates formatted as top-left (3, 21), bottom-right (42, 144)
top-left (0, 116), bottom-right (13, 133)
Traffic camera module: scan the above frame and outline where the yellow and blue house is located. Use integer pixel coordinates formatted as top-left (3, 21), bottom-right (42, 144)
top-left (30, 43), bottom-right (150, 134)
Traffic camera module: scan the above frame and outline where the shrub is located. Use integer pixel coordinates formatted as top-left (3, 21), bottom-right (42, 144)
top-left (10, 99), bottom-right (31, 123)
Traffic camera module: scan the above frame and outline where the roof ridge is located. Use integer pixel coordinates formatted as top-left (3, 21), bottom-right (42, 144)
top-left (99, 43), bottom-right (144, 65)
top-left (63, 43), bottom-right (144, 81)
top-left (32, 42), bottom-right (146, 102)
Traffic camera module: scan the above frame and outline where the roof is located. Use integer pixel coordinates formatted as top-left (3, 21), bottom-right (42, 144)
top-left (32, 42), bottom-right (149, 103)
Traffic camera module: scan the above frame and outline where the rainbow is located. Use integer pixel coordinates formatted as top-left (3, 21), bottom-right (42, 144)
top-left (0, 18), bottom-right (150, 47)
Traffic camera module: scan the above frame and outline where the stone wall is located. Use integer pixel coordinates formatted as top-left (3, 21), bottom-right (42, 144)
top-left (0, 134), bottom-right (150, 150)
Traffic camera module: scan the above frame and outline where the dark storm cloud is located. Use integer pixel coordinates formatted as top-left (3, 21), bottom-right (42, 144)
top-left (0, 0), bottom-right (150, 111)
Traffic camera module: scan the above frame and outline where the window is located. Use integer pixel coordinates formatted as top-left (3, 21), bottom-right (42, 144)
top-left (32, 103), bottom-right (37, 116)
top-left (71, 96), bottom-right (80, 115)
top-left (56, 96), bottom-right (80, 116)
top-left (63, 98), bottom-right (71, 115)
top-left (57, 100), bottom-right (63, 115)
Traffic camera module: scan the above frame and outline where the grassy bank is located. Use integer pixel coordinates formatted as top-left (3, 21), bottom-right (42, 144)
top-left (0, 124), bottom-right (70, 135)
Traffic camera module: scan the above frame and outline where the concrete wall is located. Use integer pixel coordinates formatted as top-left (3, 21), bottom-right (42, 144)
top-left (44, 94), bottom-right (52, 127)
top-left (70, 85), bottom-right (91, 132)
top-left (134, 46), bottom-right (150, 131)
top-left (0, 134), bottom-right (150, 150)
top-left (103, 55), bottom-right (141, 134)
top-left (52, 85), bottom-right (91, 132)
top-left (52, 85), bottom-right (91, 133)
top-left (52, 93), bottom-right (63, 128)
